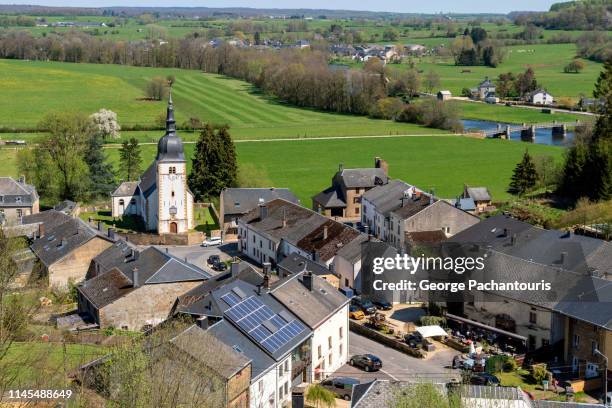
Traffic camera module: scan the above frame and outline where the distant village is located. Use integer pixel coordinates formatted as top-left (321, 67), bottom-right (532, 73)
top-left (1, 97), bottom-right (610, 408)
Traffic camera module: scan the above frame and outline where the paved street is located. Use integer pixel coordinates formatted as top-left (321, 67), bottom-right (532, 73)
top-left (333, 332), bottom-right (461, 384)
top-left (153, 242), bottom-right (245, 274)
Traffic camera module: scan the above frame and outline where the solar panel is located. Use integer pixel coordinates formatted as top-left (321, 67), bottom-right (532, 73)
top-left (223, 294), bottom-right (307, 354)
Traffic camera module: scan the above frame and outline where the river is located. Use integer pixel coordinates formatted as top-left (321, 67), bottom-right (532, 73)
top-left (461, 119), bottom-right (575, 147)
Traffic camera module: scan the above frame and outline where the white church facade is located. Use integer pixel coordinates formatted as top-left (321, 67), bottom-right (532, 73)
top-left (111, 94), bottom-right (194, 234)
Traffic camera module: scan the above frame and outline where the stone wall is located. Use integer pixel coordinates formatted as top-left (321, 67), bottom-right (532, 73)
top-left (117, 231), bottom-right (204, 246)
top-left (49, 237), bottom-right (113, 288)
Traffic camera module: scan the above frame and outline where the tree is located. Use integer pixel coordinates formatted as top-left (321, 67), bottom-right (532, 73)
top-left (508, 150), bottom-right (538, 196)
top-left (90, 108), bottom-right (121, 140)
top-left (470, 27), bottom-right (488, 44)
top-left (84, 134), bottom-right (116, 199)
top-left (564, 59), bottom-right (586, 73)
top-left (515, 67), bottom-right (538, 97)
top-left (383, 28), bottom-right (399, 42)
top-left (119, 138), bottom-right (142, 182)
top-left (38, 111), bottom-right (92, 201)
top-left (145, 77), bottom-right (168, 101)
top-left (305, 384), bottom-right (335, 408)
top-left (533, 155), bottom-right (560, 192)
top-left (254, 31), bottom-right (261, 45)
top-left (424, 70), bottom-right (440, 94)
top-left (496, 72), bottom-right (517, 98)
top-left (188, 124), bottom-right (238, 200)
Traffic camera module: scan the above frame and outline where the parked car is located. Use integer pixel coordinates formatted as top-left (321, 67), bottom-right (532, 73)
top-left (373, 300), bottom-right (392, 310)
top-left (213, 261), bottom-right (227, 272)
top-left (351, 297), bottom-right (376, 315)
top-left (202, 236), bottom-right (222, 247)
top-left (405, 332), bottom-right (424, 348)
top-left (470, 372), bottom-right (500, 386)
top-left (349, 305), bottom-right (365, 320)
top-left (349, 354), bottom-right (382, 372)
top-left (207, 255), bottom-right (220, 265)
top-left (320, 377), bottom-right (360, 400)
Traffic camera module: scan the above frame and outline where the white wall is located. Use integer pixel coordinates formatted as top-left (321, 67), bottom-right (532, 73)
top-left (112, 195), bottom-right (140, 218)
top-left (531, 92), bottom-right (554, 105)
top-left (249, 356), bottom-right (292, 408)
top-left (311, 305), bottom-right (349, 381)
top-left (157, 162), bottom-right (192, 234)
top-left (238, 221), bottom-right (277, 265)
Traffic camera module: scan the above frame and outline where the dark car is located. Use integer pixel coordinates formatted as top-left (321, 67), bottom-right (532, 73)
top-left (350, 354), bottom-right (382, 372)
top-left (404, 333), bottom-right (424, 348)
top-left (373, 300), bottom-right (392, 310)
top-left (213, 261), bottom-right (227, 271)
top-left (351, 297), bottom-right (376, 315)
top-left (320, 377), bottom-right (360, 400)
top-left (207, 255), bottom-right (220, 265)
top-left (470, 372), bottom-right (500, 386)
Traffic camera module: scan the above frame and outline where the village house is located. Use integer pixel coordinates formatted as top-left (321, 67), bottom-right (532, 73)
top-left (237, 198), bottom-right (365, 268)
top-left (362, 179), bottom-right (417, 241)
top-left (77, 241), bottom-right (210, 331)
top-left (111, 93), bottom-right (194, 234)
top-left (0, 176), bottom-right (39, 226)
top-left (277, 253), bottom-right (340, 287)
top-left (470, 77), bottom-right (496, 100)
top-left (172, 274), bottom-right (313, 408)
top-left (269, 270), bottom-right (350, 381)
top-left (437, 90), bottom-right (452, 101)
top-left (220, 187), bottom-right (299, 238)
top-left (527, 89), bottom-right (554, 105)
top-left (313, 157), bottom-right (389, 220)
top-left (462, 185), bottom-right (493, 213)
top-left (30, 218), bottom-right (114, 288)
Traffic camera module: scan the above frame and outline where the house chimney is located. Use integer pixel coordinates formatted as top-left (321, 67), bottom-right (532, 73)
top-left (338, 163), bottom-right (344, 172)
top-left (282, 208), bottom-right (287, 228)
top-left (312, 250), bottom-right (320, 262)
top-left (511, 234), bottom-right (517, 246)
top-left (560, 252), bottom-right (568, 267)
top-left (303, 272), bottom-right (314, 291)
top-left (231, 260), bottom-right (241, 276)
top-left (133, 250), bottom-right (139, 262)
top-left (262, 274), bottom-right (270, 290)
top-left (329, 263), bottom-right (335, 274)
top-left (503, 228), bottom-right (509, 237)
top-left (401, 197), bottom-right (405, 207)
top-left (97, 221), bottom-right (102, 231)
top-left (262, 262), bottom-right (271, 276)
top-left (323, 225), bottom-right (328, 240)
top-left (364, 225), bottom-right (369, 236)
top-left (196, 316), bottom-right (208, 330)
top-left (455, 196), bottom-right (461, 208)
top-left (18, 175), bottom-right (25, 184)
top-left (38, 223), bottom-right (45, 238)
top-left (374, 157), bottom-right (389, 176)
top-left (133, 267), bottom-right (139, 288)
top-left (259, 204), bottom-right (268, 220)
top-left (108, 228), bottom-right (115, 240)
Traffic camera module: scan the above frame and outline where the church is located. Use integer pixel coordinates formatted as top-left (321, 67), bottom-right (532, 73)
top-left (111, 93), bottom-right (194, 234)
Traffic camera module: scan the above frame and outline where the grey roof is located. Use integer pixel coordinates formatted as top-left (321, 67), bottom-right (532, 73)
top-left (270, 271), bottom-right (349, 329)
top-left (205, 320), bottom-right (275, 381)
top-left (465, 187), bottom-right (491, 202)
top-left (111, 181), bottom-right (139, 197)
top-left (170, 324), bottom-right (252, 380)
top-left (79, 267), bottom-right (135, 309)
top-left (336, 234), bottom-right (369, 263)
top-left (53, 200), bottom-right (77, 214)
top-left (222, 188), bottom-right (299, 217)
top-left (336, 168), bottom-right (387, 189)
top-left (278, 254), bottom-right (333, 277)
top-left (211, 279), bottom-right (312, 360)
top-left (31, 218), bottom-right (109, 267)
top-left (156, 93), bottom-right (185, 162)
top-left (312, 186), bottom-right (346, 208)
top-left (139, 162), bottom-right (157, 197)
top-left (390, 193), bottom-right (436, 220)
top-left (362, 179), bottom-right (414, 216)
top-left (479, 78), bottom-right (495, 88)
top-left (21, 209), bottom-right (72, 231)
top-left (446, 197), bottom-right (476, 212)
top-left (533, 401), bottom-right (604, 408)
top-left (0, 177), bottom-right (38, 207)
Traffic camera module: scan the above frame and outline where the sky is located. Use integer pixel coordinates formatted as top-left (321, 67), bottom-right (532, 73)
top-left (0, 0), bottom-right (559, 14)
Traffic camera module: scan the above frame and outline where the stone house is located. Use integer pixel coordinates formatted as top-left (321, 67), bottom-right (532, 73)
top-left (0, 176), bottom-right (39, 225)
top-left (470, 77), bottom-right (496, 100)
top-left (463, 185), bottom-right (492, 213)
top-left (78, 242), bottom-right (210, 331)
top-left (312, 158), bottom-right (389, 220)
top-left (30, 218), bottom-right (114, 288)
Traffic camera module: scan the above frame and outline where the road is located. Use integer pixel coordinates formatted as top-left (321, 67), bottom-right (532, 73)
top-left (332, 332), bottom-right (461, 384)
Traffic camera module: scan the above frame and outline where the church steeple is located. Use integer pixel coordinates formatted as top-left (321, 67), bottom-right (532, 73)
top-left (156, 87), bottom-right (185, 162)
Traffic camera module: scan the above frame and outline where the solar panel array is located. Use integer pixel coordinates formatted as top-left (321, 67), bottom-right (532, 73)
top-left (220, 293), bottom-right (306, 354)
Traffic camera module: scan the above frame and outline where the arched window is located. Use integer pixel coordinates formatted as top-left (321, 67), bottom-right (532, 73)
top-left (119, 199), bottom-right (125, 206)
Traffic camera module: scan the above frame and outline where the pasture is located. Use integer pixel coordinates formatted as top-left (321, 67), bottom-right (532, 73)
top-left (0, 59), bottom-right (446, 138)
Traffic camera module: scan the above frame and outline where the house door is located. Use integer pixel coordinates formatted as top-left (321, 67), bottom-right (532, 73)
top-left (170, 222), bottom-right (178, 233)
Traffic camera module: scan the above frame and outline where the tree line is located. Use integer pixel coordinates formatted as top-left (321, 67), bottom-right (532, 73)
top-left (512, 0), bottom-right (611, 31)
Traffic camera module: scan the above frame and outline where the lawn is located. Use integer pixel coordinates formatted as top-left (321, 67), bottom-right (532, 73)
top-left (497, 370), bottom-right (593, 403)
top-left (4, 341), bottom-right (108, 388)
top-left (100, 135), bottom-right (563, 203)
top-left (455, 101), bottom-right (592, 125)
top-left (0, 59), bottom-right (447, 139)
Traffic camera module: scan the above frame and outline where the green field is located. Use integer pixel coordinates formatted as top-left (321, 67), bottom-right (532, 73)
top-left (94, 135), bottom-right (563, 202)
top-left (0, 59), bottom-right (447, 138)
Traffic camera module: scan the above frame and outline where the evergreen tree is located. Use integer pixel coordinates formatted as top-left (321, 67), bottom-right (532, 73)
top-left (84, 134), bottom-right (115, 198)
top-left (119, 138), bottom-right (142, 182)
top-left (188, 124), bottom-right (238, 200)
top-left (508, 150), bottom-right (538, 196)
top-left (559, 142), bottom-right (589, 198)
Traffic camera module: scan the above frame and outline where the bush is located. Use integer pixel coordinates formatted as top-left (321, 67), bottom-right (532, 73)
top-left (486, 355), bottom-right (518, 374)
top-left (396, 104), bottom-right (422, 123)
top-left (531, 363), bottom-right (549, 385)
top-left (419, 315), bottom-right (446, 327)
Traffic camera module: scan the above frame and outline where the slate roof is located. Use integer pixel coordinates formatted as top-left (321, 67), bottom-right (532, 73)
top-left (30, 218), bottom-right (109, 267)
top-left (312, 186), bottom-right (346, 208)
top-left (79, 267), bottom-right (135, 309)
top-left (270, 271), bottom-right (349, 329)
top-left (296, 219), bottom-right (361, 262)
top-left (479, 78), bottom-right (495, 88)
top-left (362, 180), bottom-right (415, 216)
top-left (170, 323), bottom-right (252, 380)
top-left (465, 187), bottom-right (491, 202)
top-left (139, 162), bottom-right (157, 197)
top-left (222, 188), bottom-right (299, 217)
top-left (533, 401), bottom-right (604, 408)
top-left (111, 181), bottom-right (140, 197)
top-left (390, 193), bottom-right (436, 220)
top-left (0, 177), bottom-right (38, 207)
top-left (53, 200), bottom-right (77, 215)
top-left (277, 254), bottom-right (333, 277)
top-left (445, 197), bottom-right (476, 212)
top-left (21, 209), bottom-right (72, 231)
top-left (336, 234), bottom-right (369, 264)
top-left (336, 168), bottom-right (387, 189)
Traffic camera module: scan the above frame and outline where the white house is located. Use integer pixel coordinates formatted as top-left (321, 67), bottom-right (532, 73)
top-left (111, 92), bottom-right (194, 234)
top-left (527, 89), bottom-right (554, 105)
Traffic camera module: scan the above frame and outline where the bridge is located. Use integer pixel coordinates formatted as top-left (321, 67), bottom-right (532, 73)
top-left (483, 120), bottom-right (585, 140)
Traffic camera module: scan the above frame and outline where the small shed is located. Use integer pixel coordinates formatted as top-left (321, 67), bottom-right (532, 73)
top-left (437, 90), bottom-right (452, 101)
top-left (416, 325), bottom-right (448, 338)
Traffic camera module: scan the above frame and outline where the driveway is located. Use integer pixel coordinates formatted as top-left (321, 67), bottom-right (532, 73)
top-left (153, 242), bottom-right (245, 274)
top-left (334, 332), bottom-right (461, 384)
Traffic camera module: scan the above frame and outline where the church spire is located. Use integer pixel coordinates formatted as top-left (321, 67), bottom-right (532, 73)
top-left (165, 86), bottom-right (176, 136)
